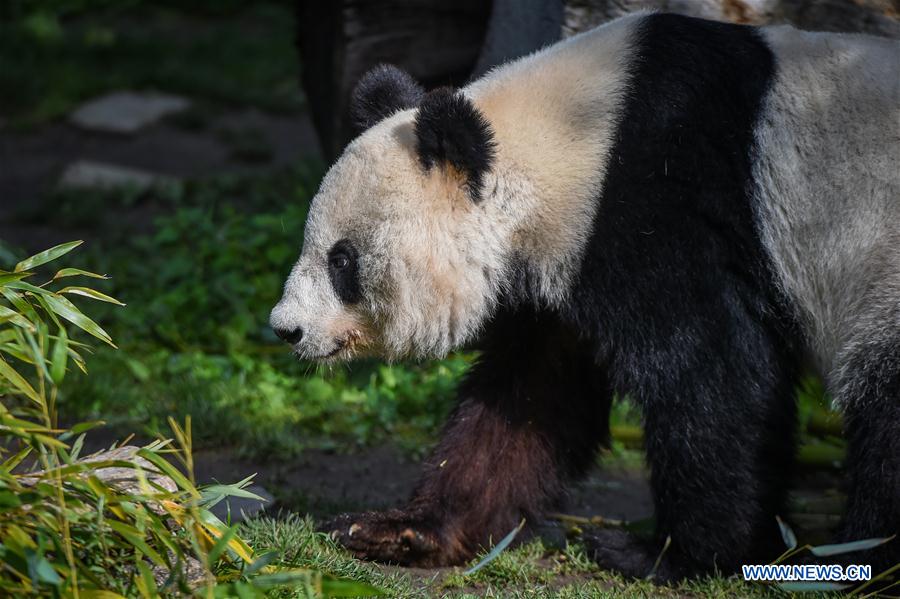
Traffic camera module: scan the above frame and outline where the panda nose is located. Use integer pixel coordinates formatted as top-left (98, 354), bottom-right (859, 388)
top-left (274, 325), bottom-right (304, 344)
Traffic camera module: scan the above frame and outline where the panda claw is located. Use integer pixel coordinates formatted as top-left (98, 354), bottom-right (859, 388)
top-left (318, 510), bottom-right (450, 566)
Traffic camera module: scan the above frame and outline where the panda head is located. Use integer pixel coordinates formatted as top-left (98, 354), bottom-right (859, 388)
top-left (270, 65), bottom-right (510, 361)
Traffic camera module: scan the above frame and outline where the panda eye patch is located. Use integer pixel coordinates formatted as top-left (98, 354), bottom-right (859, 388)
top-left (327, 239), bottom-right (362, 304)
top-left (329, 253), bottom-right (350, 270)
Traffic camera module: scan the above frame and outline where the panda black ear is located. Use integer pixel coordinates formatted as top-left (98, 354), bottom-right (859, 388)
top-left (350, 64), bottom-right (425, 131)
top-left (414, 88), bottom-right (496, 203)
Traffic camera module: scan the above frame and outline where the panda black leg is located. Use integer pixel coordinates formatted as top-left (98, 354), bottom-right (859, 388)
top-left (587, 329), bottom-right (798, 581)
top-left (321, 308), bottom-right (612, 566)
top-left (836, 342), bottom-right (900, 573)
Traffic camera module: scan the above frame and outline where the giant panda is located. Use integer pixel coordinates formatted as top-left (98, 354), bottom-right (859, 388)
top-left (270, 12), bottom-right (900, 580)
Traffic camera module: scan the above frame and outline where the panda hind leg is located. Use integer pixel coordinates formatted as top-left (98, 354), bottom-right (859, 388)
top-left (835, 338), bottom-right (900, 574)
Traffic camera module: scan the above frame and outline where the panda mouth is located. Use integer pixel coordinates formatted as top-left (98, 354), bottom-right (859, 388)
top-left (324, 340), bottom-right (347, 358)
top-left (321, 329), bottom-right (365, 361)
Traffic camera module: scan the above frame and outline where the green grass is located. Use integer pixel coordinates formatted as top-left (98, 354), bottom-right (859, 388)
top-left (240, 515), bottom-right (816, 598)
top-left (0, 1), bottom-right (302, 128)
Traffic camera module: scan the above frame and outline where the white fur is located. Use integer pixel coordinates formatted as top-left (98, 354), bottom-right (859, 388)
top-left (271, 15), bottom-right (642, 360)
top-left (752, 26), bottom-right (900, 399)
top-left (465, 15), bottom-right (639, 306)
top-left (274, 14), bottom-right (900, 374)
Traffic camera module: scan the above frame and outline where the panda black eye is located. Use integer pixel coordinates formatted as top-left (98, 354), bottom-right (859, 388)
top-left (327, 239), bottom-right (362, 304)
top-left (330, 252), bottom-right (350, 270)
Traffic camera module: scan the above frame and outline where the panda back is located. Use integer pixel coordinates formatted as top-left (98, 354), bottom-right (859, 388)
top-left (751, 27), bottom-right (900, 380)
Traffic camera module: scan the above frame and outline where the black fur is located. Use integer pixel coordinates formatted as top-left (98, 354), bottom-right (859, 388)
top-left (350, 64), bottom-right (424, 131)
top-left (328, 239), bottom-right (362, 304)
top-left (561, 14), bottom-right (796, 578)
top-left (323, 13), bottom-right (898, 580)
top-left (321, 307), bottom-right (612, 566)
top-left (835, 338), bottom-right (900, 573)
top-left (414, 88), bottom-right (496, 202)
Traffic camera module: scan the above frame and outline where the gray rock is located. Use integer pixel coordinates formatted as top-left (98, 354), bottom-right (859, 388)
top-left (210, 484), bottom-right (273, 524)
top-left (58, 160), bottom-right (175, 190)
top-left (70, 91), bottom-right (190, 134)
top-left (562, 0), bottom-right (900, 39)
top-left (152, 555), bottom-right (207, 590)
top-left (20, 445), bottom-right (178, 515)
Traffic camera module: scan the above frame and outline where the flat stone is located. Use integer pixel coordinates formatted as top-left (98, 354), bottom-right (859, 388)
top-left (152, 555), bottom-right (206, 589)
top-left (70, 91), bottom-right (190, 134)
top-left (58, 160), bottom-right (175, 190)
top-left (210, 484), bottom-right (273, 523)
top-left (20, 445), bottom-right (177, 515)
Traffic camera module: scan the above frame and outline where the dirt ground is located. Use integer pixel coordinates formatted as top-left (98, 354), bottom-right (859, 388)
top-left (190, 442), bottom-right (844, 596)
top-left (191, 444), bottom-right (655, 524)
top-left (0, 105), bottom-right (320, 252)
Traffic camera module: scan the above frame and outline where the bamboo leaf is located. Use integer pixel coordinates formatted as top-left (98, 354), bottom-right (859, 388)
top-left (0, 357), bottom-right (42, 404)
top-left (6, 280), bottom-right (54, 296)
top-left (67, 347), bottom-right (88, 374)
top-left (0, 343), bottom-right (36, 365)
top-left (201, 483), bottom-right (264, 503)
top-left (136, 449), bottom-right (196, 495)
top-left (81, 590), bottom-right (129, 598)
top-left (58, 287), bottom-right (125, 306)
top-left (776, 516), bottom-right (797, 550)
top-left (207, 525), bottom-right (238, 567)
top-left (135, 561), bottom-right (158, 599)
top-left (107, 521), bottom-right (166, 566)
top-left (15, 240), bottom-right (83, 272)
top-left (1, 288), bottom-right (35, 318)
top-left (31, 433), bottom-right (68, 449)
top-left (243, 550), bottom-right (278, 576)
top-left (809, 536), bottom-right (894, 557)
top-left (464, 519), bottom-right (526, 575)
top-left (240, 570), bottom-right (318, 587)
top-left (236, 582), bottom-right (262, 599)
top-left (0, 305), bottom-right (35, 331)
top-left (24, 547), bottom-right (62, 586)
top-left (70, 433), bottom-right (85, 461)
top-left (0, 490), bottom-right (22, 509)
top-left (70, 420), bottom-right (104, 435)
top-left (30, 296), bottom-right (63, 336)
top-left (40, 294), bottom-right (115, 347)
top-left (200, 517), bottom-right (255, 564)
top-left (0, 272), bottom-right (30, 286)
top-left (1, 445), bottom-right (32, 473)
top-left (320, 576), bottom-right (386, 597)
top-left (51, 268), bottom-right (109, 281)
top-left (23, 329), bottom-right (51, 383)
top-left (50, 328), bottom-right (68, 385)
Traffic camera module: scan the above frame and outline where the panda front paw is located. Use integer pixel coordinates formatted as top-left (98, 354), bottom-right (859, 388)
top-left (320, 509), bottom-right (466, 567)
top-left (583, 528), bottom-right (679, 583)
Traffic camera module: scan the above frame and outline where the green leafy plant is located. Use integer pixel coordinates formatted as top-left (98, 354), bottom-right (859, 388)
top-left (0, 241), bottom-right (379, 597)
